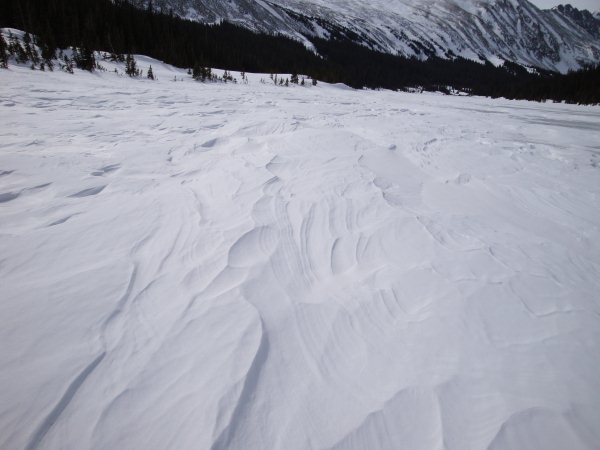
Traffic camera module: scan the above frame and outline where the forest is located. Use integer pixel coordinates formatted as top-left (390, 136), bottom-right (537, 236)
top-left (1, 0), bottom-right (599, 103)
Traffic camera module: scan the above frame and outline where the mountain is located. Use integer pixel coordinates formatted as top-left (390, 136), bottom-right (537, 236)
top-left (550, 4), bottom-right (600, 39)
top-left (142, 0), bottom-right (600, 72)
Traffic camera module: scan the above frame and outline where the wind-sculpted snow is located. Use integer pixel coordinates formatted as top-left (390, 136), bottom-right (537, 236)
top-left (1, 58), bottom-right (600, 450)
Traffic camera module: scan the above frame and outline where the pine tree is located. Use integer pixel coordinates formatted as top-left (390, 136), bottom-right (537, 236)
top-left (63, 55), bottom-right (74, 74)
top-left (125, 53), bottom-right (139, 77)
top-left (193, 64), bottom-right (212, 81)
top-left (0, 33), bottom-right (8, 69)
top-left (109, 52), bottom-right (125, 63)
top-left (301, 77), bottom-right (305, 86)
top-left (222, 70), bottom-right (233, 82)
top-left (74, 47), bottom-right (96, 71)
top-left (147, 65), bottom-right (154, 80)
top-left (23, 33), bottom-right (33, 60)
top-left (290, 72), bottom-right (299, 84)
top-left (40, 41), bottom-right (56, 71)
top-left (312, 78), bottom-right (318, 86)
top-left (285, 78), bottom-right (289, 87)
top-left (9, 32), bottom-right (28, 64)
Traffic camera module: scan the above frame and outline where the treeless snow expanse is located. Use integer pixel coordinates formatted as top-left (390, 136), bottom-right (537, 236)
top-left (1, 57), bottom-right (600, 450)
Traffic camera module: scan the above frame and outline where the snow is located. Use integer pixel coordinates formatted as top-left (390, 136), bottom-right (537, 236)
top-left (1, 56), bottom-right (600, 450)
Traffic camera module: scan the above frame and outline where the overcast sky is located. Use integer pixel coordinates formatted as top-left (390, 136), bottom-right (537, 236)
top-left (529, 0), bottom-right (600, 11)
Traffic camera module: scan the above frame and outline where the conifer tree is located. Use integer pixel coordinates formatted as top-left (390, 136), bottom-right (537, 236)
top-left (290, 72), bottom-right (299, 84)
top-left (109, 52), bottom-right (124, 63)
top-left (312, 78), bottom-right (318, 86)
top-left (23, 33), bottom-right (33, 59)
top-left (0, 33), bottom-right (8, 69)
top-left (9, 32), bottom-right (28, 64)
top-left (63, 55), bottom-right (74, 74)
top-left (285, 78), bottom-right (289, 87)
top-left (74, 47), bottom-right (96, 71)
top-left (40, 42), bottom-right (56, 71)
top-left (125, 53), bottom-right (139, 77)
top-left (147, 65), bottom-right (154, 80)
top-left (301, 77), bottom-right (305, 86)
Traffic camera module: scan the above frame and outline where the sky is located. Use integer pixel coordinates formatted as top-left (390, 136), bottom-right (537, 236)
top-left (529, 0), bottom-right (600, 11)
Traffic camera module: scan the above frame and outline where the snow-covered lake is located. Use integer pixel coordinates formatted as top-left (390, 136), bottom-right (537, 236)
top-left (1, 58), bottom-right (600, 450)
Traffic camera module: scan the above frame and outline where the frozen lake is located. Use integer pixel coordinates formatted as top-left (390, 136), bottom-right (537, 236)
top-left (1, 58), bottom-right (600, 450)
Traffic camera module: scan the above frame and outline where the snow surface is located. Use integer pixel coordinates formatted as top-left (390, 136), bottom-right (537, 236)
top-left (1, 56), bottom-right (600, 450)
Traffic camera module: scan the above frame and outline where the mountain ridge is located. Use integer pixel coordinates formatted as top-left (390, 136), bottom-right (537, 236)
top-left (138, 0), bottom-right (600, 72)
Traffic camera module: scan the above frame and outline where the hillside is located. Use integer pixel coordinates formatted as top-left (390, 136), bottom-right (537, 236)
top-left (2, 1), bottom-right (600, 103)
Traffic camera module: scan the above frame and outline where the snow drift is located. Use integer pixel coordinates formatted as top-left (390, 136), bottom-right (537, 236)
top-left (1, 56), bottom-right (600, 450)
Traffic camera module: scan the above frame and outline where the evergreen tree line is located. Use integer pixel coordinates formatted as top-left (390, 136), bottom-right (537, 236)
top-left (0, 0), bottom-right (598, 103)
top-left (0, 28), bottom-right (160, 78)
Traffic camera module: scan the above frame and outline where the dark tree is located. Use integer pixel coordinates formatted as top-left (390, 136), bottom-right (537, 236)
top-left (290, 72), bottom-right (299, 84)
top-left (73, 46), bottom-right (96, 71)
top-left (108, 52), bottom-right (125, 62)
top-left (192, 63), bottom-right (201, 80)
top-left (193, 64), bottom-right (212, 81)
top-left (8, 32), bottom-right (28, 63)
top-left (125, 53), bottom-right (139, 76)
top-left (0, 33), bottom-right (8, 68)
top-left (23, 32), bottom-right (33, 58)
top-left (39, 41), bottom-right (56, 70)
top-left (63, 54), bottom-right (73, 73)
top-left (147, 64), bottom-right (154, 79)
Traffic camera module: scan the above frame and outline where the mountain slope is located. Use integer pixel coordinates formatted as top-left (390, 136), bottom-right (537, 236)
top-left (550, 4), bottom-right (600, 39)
top-left (145, 0), bottom-right (600, 72)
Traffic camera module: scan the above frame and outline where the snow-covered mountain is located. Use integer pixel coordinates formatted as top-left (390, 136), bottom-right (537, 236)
top-left (551, 4), bottom-right (600, 39)
top-left (143, 0), bottom-right (600, 72)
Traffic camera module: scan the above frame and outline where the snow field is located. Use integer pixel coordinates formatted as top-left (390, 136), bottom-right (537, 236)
top-left (1, 56), bottom-right (600, 450)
